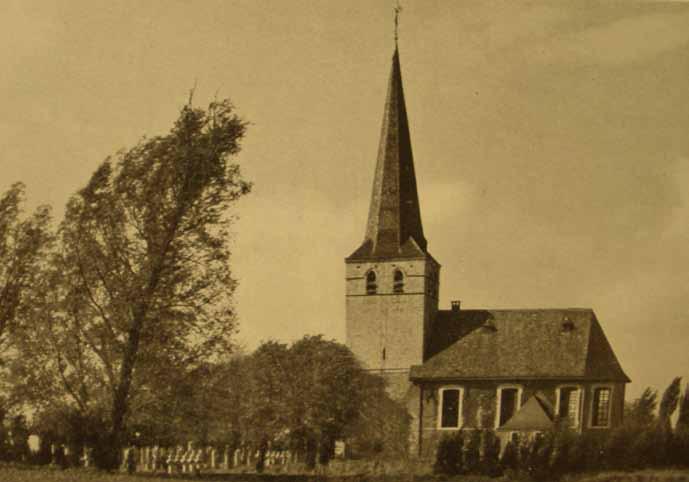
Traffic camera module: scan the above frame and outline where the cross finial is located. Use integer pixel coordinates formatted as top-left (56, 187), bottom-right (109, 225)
top-left (394, 1), bottom-right (402, 46)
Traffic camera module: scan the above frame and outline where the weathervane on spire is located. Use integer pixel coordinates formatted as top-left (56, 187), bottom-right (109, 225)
top-left (394, 1), bottom-right (402, 45)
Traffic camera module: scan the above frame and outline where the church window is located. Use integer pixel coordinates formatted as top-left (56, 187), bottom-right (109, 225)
top-left (496, 385), bottom-right (523, 428)
top-left (366, 271), bottom-right (377, 295)
top-left (556, 386), bottom-right (582, 428)
top-left (590, 386), bottom-right (612, 428)
top-left (438, 386), bottom-right (463, 429)
top-left (393, 269), bottom-right (404, 293)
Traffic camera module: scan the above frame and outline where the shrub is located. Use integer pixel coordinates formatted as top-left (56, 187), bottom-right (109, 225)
top-left (671, 426), bottom-right (689, 467)
top-left (500, 436), bottom-right (520, 473)
top-left (480, 429), bottom-right (502, 476)
top-left (604, 424), bottom-right (638, 470)
top-left (549, 426), bottom-right (578, 476)
top-left (464, 429), bottom-right (481, 474)
top-left (620, 422), bottom-right (673, 469)
top-left (522, 433), bottom-right (554, 482)
top-left (434, 431), bottom-right (463, 475)
top-left (570, 431), bottom-right (605, 473)
top-left (457, 379), bottom-right (689, 479)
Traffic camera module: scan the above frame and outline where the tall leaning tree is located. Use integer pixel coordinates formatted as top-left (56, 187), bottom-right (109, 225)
top-left (0, 184), bottom-right (53, 410)
top-left (48, 100), bottom-right (249, 468)
top-left (658, 377), bottom-right (682, 431)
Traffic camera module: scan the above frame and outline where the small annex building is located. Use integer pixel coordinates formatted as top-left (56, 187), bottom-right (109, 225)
top-left (344, 47), bottom-right (630, 457)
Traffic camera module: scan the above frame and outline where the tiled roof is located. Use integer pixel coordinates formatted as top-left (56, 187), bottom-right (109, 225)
top-left (347, 48), bottom-right (427, 261)
top-left (410, 308), bottom-right (630, 382)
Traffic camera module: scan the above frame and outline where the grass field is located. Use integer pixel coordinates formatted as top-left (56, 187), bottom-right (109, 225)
top-left (570, 470), bottom-right (689, 482)
top-left (2, 466), bottom-right (689, 482)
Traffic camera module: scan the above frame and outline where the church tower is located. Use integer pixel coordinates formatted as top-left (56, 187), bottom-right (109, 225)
top-left (345, 48), bottom-right (440, 389)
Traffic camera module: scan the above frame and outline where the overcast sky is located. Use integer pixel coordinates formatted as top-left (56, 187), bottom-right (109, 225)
top-left (2, 1), bottom-right (689, 399)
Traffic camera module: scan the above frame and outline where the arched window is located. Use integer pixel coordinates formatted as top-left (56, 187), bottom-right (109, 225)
top-left (393, 269), bottom-right (404, 293)
top-left (495, 384), bottom-right (523, 428)
top-left (438, 386), bottom-right (464, 429)
top-left (366, 271), bottom-right (377, 295)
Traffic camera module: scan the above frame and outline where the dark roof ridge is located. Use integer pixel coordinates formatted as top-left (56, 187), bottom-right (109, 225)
top-left (409, 374), bottom-right (623, 381)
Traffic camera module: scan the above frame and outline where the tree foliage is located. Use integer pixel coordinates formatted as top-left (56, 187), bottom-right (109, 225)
top-left (0, 183), bottom-right (53, 362)
top-left (672, 384), bottom-right (689, 467)
top-left (624, 387), bottom-right (657, 428)
top-left (218, 336), bottom-right (408, 467)
top-left (286, 336), bottom-right (377, 465)
top-left (434, 431), bottom-right (463, 475)
top-left (658, 377), bottom-right (682, 428)
top-left (0, 183), bottom-right (53, 422)
top-left (14, 99), bottom-right (250, 469)
top-left (677, 384), bottom-right (689, 432)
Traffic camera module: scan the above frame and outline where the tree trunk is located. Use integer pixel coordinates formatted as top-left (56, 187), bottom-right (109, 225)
top-left (101, 307), bottom-right (146, 470)
top-left (101, 247), bottom-right (171, 471)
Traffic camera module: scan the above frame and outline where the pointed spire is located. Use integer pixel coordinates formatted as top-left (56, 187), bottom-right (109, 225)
top-left (394, 1), bottom-right (402, 46)
top-left (349, 48), bottom-right (427, 260)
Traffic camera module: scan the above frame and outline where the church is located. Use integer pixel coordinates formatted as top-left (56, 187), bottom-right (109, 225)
top-left (345, 47), bottom-right (630, 456)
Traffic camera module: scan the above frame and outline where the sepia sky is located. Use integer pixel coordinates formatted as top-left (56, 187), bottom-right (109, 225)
top-left (2, 1), bottom-right (689, 399)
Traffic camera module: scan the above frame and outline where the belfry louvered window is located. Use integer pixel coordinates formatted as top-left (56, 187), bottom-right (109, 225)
top-left (393, 269), bottom-right (404, 293)
top-left (366, 271), bottom-right (377, 295)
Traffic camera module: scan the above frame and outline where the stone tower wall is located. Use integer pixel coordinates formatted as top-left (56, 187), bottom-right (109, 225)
top-left (345, 257), bottom-right (438, 371)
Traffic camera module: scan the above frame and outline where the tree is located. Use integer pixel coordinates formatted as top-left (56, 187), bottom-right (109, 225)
top-left (677, 383), bottom-right (689, 432)
top-left (196, 354), bottom-right (247, 448)
top-left (658, 377), bottom-right (682, 430)
top-left (125, 359), bottom-right (238, 447)
top-left (286, 336), bottom-right (374, 466)
top-left (624, 387), bottom-right (657, 428)
top-left (606, 387), bottom-right (659, 469)
top-left (231, 336), bottom-right (404, 468)
top-left (345, 373), bottom-right (410, 460)
top-left (0, 183), bottom-right (53, 409)
top-left (16, 99), bottom-right (250, 469)
top-left (0, 183), bottom-right (53, 351)
top-left (238, 340), bottom-right (291, 461)
top-left (670, 382), bottom-right (689, 466)
top-left (640, 377), bottom-right (682, 467)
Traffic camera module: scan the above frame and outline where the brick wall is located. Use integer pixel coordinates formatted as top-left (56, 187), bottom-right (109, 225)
top-left (416, 380), bottom-right (625, 458)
